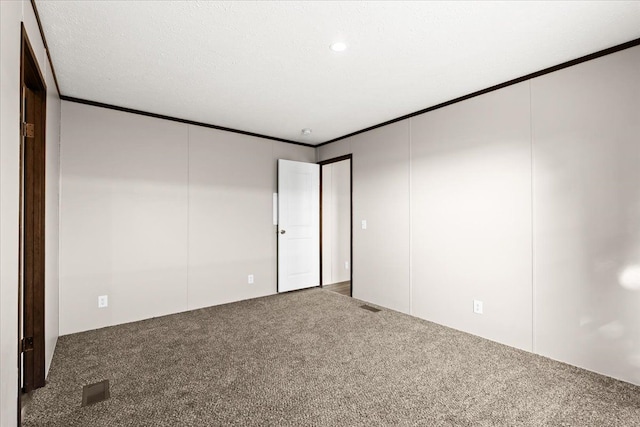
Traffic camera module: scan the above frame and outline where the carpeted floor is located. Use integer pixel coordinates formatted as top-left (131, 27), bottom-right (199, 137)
top-left (24, 288), bottom-right (640, 426)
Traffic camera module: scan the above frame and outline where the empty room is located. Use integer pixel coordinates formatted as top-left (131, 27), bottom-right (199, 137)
top-left (1, 1), bottom-right (640, 426)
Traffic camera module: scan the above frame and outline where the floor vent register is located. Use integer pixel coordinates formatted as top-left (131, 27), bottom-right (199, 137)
top-left (81, 380), bottom-right (110, 407)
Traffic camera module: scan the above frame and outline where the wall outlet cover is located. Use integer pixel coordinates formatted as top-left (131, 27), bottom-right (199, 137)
top-left (98, 295), bottom-right (108, 308)
top-left (248, 274), bottom-right (254, 284)
top-left (473, 300), bottom-right (483, 314)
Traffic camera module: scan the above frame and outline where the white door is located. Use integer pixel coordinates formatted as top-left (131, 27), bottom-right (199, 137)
top-left (278, 159), bottom-right (320, 292)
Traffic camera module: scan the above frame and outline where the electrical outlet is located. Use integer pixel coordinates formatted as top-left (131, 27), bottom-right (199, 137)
top-left (98, 295), bottom-right (108, 308)
top-left (248, 274), bottom-right (254, 284)
top-left (345, 261), bottom-right (349, 270)
top-left (361, 220), bottom-right (367, 230)
top-left (473, 300), bottom-right (483, 314)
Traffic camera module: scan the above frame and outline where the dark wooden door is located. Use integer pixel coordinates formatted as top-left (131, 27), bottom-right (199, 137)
top-left (21, 85), bottom-right (46, 392)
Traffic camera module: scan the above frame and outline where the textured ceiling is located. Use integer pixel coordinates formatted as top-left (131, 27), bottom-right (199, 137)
top-left (35, 1), bottom-right (640, 145)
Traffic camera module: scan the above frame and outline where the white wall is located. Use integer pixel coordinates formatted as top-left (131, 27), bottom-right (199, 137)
top-left (59, 103), bottom-right (189, 333)
top-left (318, 45), bottom-right (640, 385)
top-left (188, 125), bottom-right (276, 309)
top-left (59, 102), bottom-right (315, 335)
top-left (411, 82), bottom-right (532, 351)
top-left (0, 1), bottom-right (61, 425)
top-left (43, 31), bottom-right (61, 380)
top-left (531, 45), bottom-right (640, 384)
top-left (321, 160), bottom-right (350, 285)
top-left (0, 5), bottom-right (22, 425)
top-left (327, 121), bottom-right (412, 314)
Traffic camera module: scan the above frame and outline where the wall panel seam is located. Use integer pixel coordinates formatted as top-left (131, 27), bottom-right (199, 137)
top-left (408, 118), bottom-right (413, 316)
top-left (57, 101), bottom-right (62, 342)
top-left (529, 79), bottom-right (536, 354)
top-left (186, 125), bottom-right (190, 310)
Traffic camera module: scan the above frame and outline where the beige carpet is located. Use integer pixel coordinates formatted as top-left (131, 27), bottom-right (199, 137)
top-left (24, 288), bottom-right (640, 426)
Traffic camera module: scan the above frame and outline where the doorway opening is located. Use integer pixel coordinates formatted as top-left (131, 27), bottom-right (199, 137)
top-left (319, 155), bottom-right (352, 297)
top-left (19, 21), bottom-right (47, 411)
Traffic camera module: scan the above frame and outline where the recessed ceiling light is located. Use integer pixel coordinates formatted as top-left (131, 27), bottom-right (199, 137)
top-left (301, 128), bottom-right (312, 136)
top-left (330, 42), bottom-right (347, 52)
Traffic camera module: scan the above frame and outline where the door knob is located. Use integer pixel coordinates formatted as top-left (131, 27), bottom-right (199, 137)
top-left (280, 230), bottom-right (286, 234)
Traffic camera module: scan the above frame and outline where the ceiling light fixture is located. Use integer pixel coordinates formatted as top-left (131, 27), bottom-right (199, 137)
top-left (330, 42), bottom-right (347, 52)
top-left (301, 128), bottom-right (312, 136)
